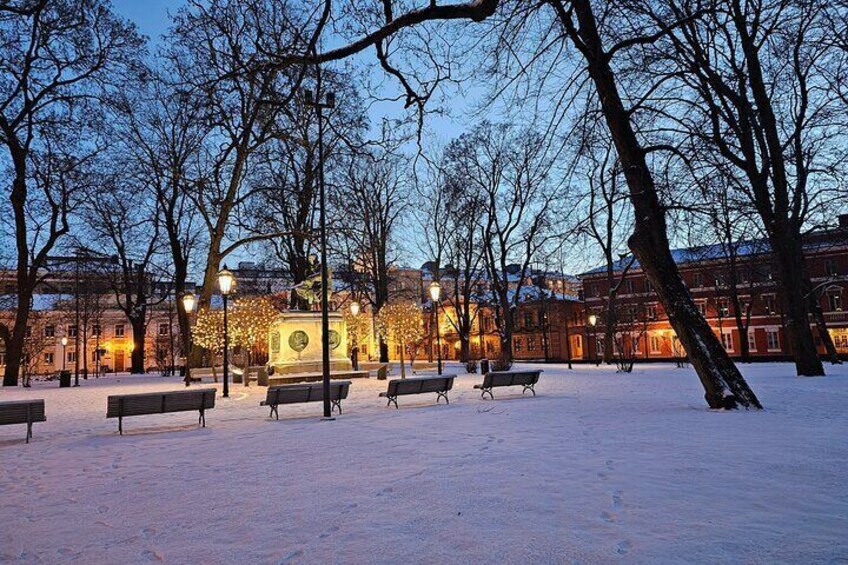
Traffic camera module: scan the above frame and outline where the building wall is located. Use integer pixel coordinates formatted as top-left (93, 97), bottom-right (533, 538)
top-left (580, 235), bottom-right (848, 361)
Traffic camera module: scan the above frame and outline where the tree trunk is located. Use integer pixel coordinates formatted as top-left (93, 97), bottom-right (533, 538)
top-left (2, 305), bottom-right (29, 387)
top-left (771, 233), bottom-right (824, 375)
top-left (399, 344), bottom-right (406, 378)
top-left (563, 0), bottom-right (761, 408)
top-left (130, 317), bottom-right (146, 374)
top-left (809, 293), bottom-right (841, 365)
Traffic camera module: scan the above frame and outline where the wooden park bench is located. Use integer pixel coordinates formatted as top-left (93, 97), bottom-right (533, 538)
top-left (261, 381), bottom-right (351, 420)
top-left (379, 375), bottom-right (455, 409)
top-left (106, 389), bottom-right (216, 435)
top-left (0, 400), bottom-right (46, 444)
top-left (473, 370), bottom-right (542, 400)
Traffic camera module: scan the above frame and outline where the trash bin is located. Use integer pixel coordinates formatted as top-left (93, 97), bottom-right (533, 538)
top-left (59, 370), bottom-right (71, 388)
top-left (480, 358), bottom-right (490, 375)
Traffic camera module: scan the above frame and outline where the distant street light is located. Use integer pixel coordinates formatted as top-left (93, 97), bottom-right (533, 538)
top-left (218, 266), bottom-right (236, 398)
top-left (61, 337), bottom-right (68, 371)
top-left (182, 291), bottom-right (196, 387)
top-left (588, 313), bottom-right (600, 366)
top-left (429, 281), bottom-right (443, 375)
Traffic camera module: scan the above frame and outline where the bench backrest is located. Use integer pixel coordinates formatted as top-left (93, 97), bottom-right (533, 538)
top-left (0, 400), bottom-right (46, 425)
top-left (107, 389), bottom-right (216, 418)
top-left (265, 381), bottom-right (351, 405)
top-left (387, 375), bottom-right (455, 396)
top-left (483, 371), bottom-right (542, 388)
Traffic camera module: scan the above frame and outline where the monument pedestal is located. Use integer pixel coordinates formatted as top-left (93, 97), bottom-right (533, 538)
top-left (267, 311), bottom-right (351, 376)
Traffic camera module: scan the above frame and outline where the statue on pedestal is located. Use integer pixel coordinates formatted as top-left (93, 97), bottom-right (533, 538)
top-left (291, 255), bottom-right (332, 310)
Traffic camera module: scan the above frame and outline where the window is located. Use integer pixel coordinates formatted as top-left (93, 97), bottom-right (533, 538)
top-left (645, 279), bottom-right (654, 293)
top-left (721, 332), bottom-right (734, 351)
top-left (486, 341), bottom-right (494, 353)
top-left (523, 313), bottom-right (533, 328)
top-left (591, 284), bottom-right (600, 298)
top-left (717, 299), bottom-right (730, 317)
top-left (650, 335), bottom-right (662, 353)
top-left (527, 337), bottom-right (538, 351)
top-left (825, 258), bottom-right (838, 277)
top-left (67, 351), bottom-right (77, 363)
top-left (748, 331), bottom-right (757, 352)
top-left (44, 352), bottom-right (54, 365)
top-left (697, 301), bottom-right (708, 317)
top-left (693, 272), bottom-right (703, 288)
top-left (766, 330), bottom-right (780, 351)
top-left (114, 324), bottom-right (125, 337)
top-left (68, 325), bottom-right (78, 337)
top-left (646, 305), bottom-right (658, 320)
top-left (158, 323), bottom-right (170, 336)
top-left (44, 324), bottom-right (55, 338)
top-left (763, 296), bottom-right (777, 315)
top-left (575, 335), bottom-right (582, 350)
top-left (828, 293), bottom-right (843, 312)
top-left (92, 350), bottom-right (99, 362)
top-left (624, 279), bottom-right (635, 294)
top-left (514, 338), bottom-right (523, 352)
top-left (93, 324), bottom-right (101, 337)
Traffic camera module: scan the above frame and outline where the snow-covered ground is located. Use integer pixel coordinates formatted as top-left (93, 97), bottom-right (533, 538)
top-left (1, 362), bottom-right (846, 564)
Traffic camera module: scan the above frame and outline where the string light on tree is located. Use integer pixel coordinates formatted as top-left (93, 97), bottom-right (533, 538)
top-left (375, 302), bottom-right (424, 379)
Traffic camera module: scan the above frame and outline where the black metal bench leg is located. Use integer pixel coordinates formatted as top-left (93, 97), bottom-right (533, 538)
top-left (436, 391), bottom-right (449, 404)
top-left (523, 384), bottom-right (536, 397)
top-left (119, 416), bottom-right (123, 436)
top-left (332, 400), bottom-right (342, 414)
top-left (386, 396), bottom-right (398, 409)
top-left (271, 405), bottom-right (279, 420)
top-left (199, 408), bottom-right (206, 428)
top-left (26, 422), bottom-right (32, 444)
top-left (481, 388), bottom-right (493, 400)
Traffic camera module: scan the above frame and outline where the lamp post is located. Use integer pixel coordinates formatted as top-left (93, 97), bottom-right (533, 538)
top-left (588, 313), bottom-right (599, 366)
top-left (61, 337), bottom-right (68, 371)
top-left (217, 266), bottom-right (235, 398)
top-left (305, 86), bottom-right (335, 420)
top-left (182, 291), bottom-right (196, 387)
top-left (429, 281), bottom-right (443, 375)
top-left (349, 300), bottom-right (361, 370)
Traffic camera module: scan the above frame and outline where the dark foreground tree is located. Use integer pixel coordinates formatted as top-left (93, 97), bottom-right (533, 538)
top-left (272, 0), bottom-right (760, 408)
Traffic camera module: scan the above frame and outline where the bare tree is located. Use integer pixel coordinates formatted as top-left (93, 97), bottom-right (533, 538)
top-left (335, 151), bottom-right (409, 362)
top-left (264, 0), bottom-right (765, 408)
top-left (0, 0), bottom-right (141, 386)
top-left (442, 122), bottom-right (558, 367)
top-left (649, 0), bottom-right (847, 376)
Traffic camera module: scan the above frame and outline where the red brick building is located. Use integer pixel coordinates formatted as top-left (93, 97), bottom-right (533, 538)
top-left (579, 217), bottom-right (848, 361)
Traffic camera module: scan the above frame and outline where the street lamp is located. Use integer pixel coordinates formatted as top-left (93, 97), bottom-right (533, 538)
top-left (218, 266), bottom-right (235, 398)
top-left (588, 313), bottom-right (600, 366)
top-left (349, 300), bottom-right (361, 370)
top-left (61, 336), bottom-right (68, 371)
top-left (305, 86), bottom-right (336, 420)
top-left (429, 281), bottom-right (443, 375)
top-left (182, 291), bottom-right (196, 387)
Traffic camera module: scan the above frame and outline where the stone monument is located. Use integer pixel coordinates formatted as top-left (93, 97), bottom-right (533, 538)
top-left (267, 256), bottom-right (351, 375)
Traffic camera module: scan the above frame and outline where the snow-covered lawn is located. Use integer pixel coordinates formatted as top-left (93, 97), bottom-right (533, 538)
top-left (1, 362), bottom-right (846, 564)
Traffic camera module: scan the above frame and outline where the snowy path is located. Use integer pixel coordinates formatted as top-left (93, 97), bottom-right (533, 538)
top-left (1, 363), bottom-right (847, 564)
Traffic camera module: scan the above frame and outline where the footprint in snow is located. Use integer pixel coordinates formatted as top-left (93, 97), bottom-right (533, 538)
top-left (278, 549), bottom-right (303, 563)
top-left (141, 549), bottom-right (165, 561)
top-left (98, 504), bottom-right (109, 514)
top-left (600, 511), bottom-right (616, 523)
top-left (612, 491), bottom-right (623, 509)
top-left (141, 527), bottom-right (156, 538)
top-left (615, 540), bottom-right (632, 555)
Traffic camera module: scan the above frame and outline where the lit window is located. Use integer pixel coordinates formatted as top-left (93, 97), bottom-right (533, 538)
top-left (514, 338), bottom-right (523, 352)
top-left (650, 335), bottom-right (661, 353)
top-left (748, 331), bottom-right (757, 351)
top-left (828, 293), bottom-right (842, 312)
top-left (115, 324), bottom-right (125, 337)
top-left (721, 332), bottom-right (734, 351)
